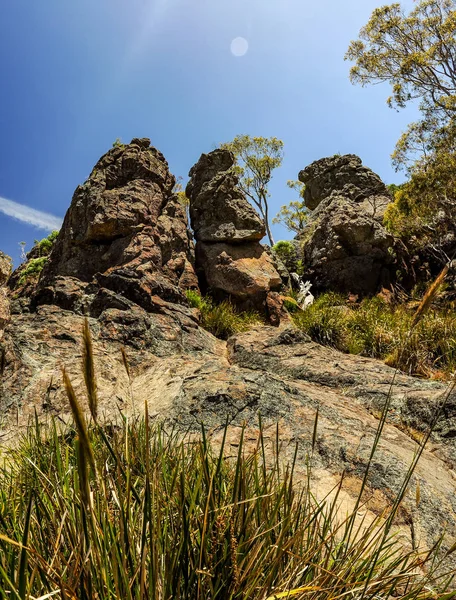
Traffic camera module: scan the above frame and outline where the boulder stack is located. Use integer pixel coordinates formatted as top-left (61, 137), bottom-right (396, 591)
top-left (299, 153), bottom-right (392, 219)
top-left (186, 149), bottom-right (282, 316)
top-left (297, 154), bottom-right (396, 294)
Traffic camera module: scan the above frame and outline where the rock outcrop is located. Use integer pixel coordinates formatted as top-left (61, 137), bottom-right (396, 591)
top-left (36, 138), bottom-right (198, 314)
top-left (186, 149), bottom-right (282, 315)
top-left (299, 154), bottom-right (392, 219)
top-left (297, 155), bottom-right (396, 294)
top-left (0, 252), bottom-right (12, 340)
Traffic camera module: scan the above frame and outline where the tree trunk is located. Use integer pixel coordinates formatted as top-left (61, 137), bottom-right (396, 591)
top-left (262, 199), bottom-right (275, 246)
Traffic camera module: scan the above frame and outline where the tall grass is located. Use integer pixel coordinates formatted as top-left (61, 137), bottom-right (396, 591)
top-left (292, 293), bottom-right (456, 378)
top-left (1, 412), bottom-right (455, 600)
top-left (186, 290), bottom-right (262, 339)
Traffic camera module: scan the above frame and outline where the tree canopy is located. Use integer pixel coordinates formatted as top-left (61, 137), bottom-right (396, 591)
top-left (220, 135), bottom-right (284, 245)
top-left (273, 181), bottom-right (309, 234)
top-left (346, 0), bottom-right (456, 169)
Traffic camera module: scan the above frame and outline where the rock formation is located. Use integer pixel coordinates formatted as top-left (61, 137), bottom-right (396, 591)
top-left (297, 154), bottom-right (396, 294)
top-left (0, 141), bottom-right (455, 572)
top-left (0, 252), bottom-right (12, 340)
top-left (186, 149), bottom-right (282, 316)
top-left (299, 153), bottom-right (392, 219)
top-left (35, 137), bottom-right (198, 314)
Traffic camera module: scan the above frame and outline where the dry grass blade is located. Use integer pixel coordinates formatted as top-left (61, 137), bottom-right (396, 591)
top-left (82, 318), bottom-right (98, 421)
top-left (62, 367), bottom-right (95, 473)
top-left (411, 263), bottom-right (449, 329)
top-left (120, 346), bottom-right (130, 379)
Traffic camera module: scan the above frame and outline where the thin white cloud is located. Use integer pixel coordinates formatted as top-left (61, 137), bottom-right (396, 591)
top-left (0, 196), bottom-right (62, 231)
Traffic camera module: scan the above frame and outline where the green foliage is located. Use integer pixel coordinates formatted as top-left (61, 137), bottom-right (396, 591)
top-left (384, 129), bottom-right (456, 240)
top-left (220, 135), bottom-right (284, 245)
top-left (112, 137), bottom-right (124, 148)
top-left (346, 0), bottom-right (456, 169)
top-left (18, 257), bottom-right (48, 286)
top-left (186, 290), bottom-right (262, 339)
top-left (293, 292), bottom-right (456, 378)
top-left (272, 240), bottom-right (295, 263)
top-left (33, 230), bottom-right (59, 257)
top-left (273, 181), bottom-right (308, 234)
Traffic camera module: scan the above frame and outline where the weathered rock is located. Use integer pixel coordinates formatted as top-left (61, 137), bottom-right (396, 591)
top-left (2, 141), bottom-right (456, 578)
top-left (0, 253), bottom-right (12, 338)
top-left (196, 242), bottom-right (281, 302)
top-left (187, 149), bottom-right (282, 314)
top-left (186, 149), bottom-right (265, 243)
top-left (35, 138), bottom-right (198, 314)
top-left (302, 196), bottom-right (395, 294)
top-left (299, 154), bottom-right (391, 218)
top-left (1, 315), bottom-right (455, 575)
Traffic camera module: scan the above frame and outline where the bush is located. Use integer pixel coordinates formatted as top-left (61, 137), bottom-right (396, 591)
top-left (292, 292), bottom-right (456, 378)
top-left (18, 256), bottom-right (48, 285)
top-left (34, 230), bottom-right (59, 256)
top-left (186, 291), bottom-right (262, 339)
top-left (272, 240), bottom-right (295, 261)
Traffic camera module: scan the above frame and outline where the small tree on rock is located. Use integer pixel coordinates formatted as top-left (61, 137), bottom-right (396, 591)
top-left (220, 135), bottom-right (284, 245)
top-left (273, 180), bottom-right (309, 234)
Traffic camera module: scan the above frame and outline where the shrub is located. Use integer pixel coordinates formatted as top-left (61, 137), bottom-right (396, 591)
top-left (272, 240), bottom-right (295, 265)
top-left (18, 256), bottom-right (48, 285)
top-left (34, 230), bottom-right (59, 257)
top-left (186, 291), bottom-right (262, 339)
top-left (112, 138), bottom-right (124, 148)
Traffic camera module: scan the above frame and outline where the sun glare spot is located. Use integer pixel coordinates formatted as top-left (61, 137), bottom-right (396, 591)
top-left (230, 37), bottom-right (249, 57)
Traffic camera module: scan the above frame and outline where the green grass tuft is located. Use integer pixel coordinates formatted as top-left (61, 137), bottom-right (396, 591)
top-left (186, 291), bottom-right (262, 339)
top-left (292, 292), bottom-right (456, 378)
top-left (18, 256), bottom-right (49, 286)
top-left (0, 412), bottom-right (454, 599)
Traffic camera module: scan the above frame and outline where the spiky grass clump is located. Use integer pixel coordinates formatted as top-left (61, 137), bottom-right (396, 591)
top-left (292, 292), bottom-right (456, 378)
top-left (0, 414), bottom-right (454, 600)
top-left (186, 290), bottom-right (262, 339)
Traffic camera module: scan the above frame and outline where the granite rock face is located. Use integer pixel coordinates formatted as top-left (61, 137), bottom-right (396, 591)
top-left (297, 155), bottom-right (396, 294)
top-left (187, 149), bottom-right (282, 315)
top-left (186, 149), bottom-right (265, 243)
top-left (302, 196), bottom-right (395, 294)
top-left (36, 138), bottom-right (199, 313)
top-left (299, 154), bottom-right (392, 218)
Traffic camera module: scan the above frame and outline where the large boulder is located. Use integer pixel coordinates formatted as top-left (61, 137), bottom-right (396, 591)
top-left (186, 149), bottom-right (265, 243)
top-left (296, 155), bottom-right (397, 295)
top-left (299, 154), bottom-right (391, 219)
top-left (187, 149), bottom-right (282, 315)
top-left (302, 196), bottom-right (395, 294)
top-left (0, 252), bottom-right (12, 339)
top-left (1, 139), bottom-right (215, 407)
top-left (36, 138), bottom-right (199, 313)
top-left (196, 242), bottom-right (282, 300)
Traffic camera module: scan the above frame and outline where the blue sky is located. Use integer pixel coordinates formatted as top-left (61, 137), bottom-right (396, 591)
top-left (0, 0), bottom-right (416, 265)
